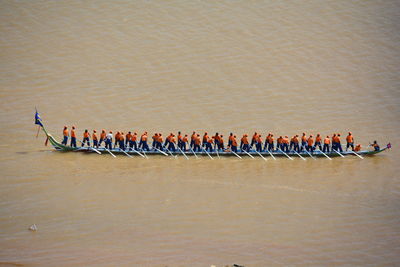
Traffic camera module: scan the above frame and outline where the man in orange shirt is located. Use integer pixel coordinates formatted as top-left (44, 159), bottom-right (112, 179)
top-left (114, 131), bottom-right (120, 149)
top-left (157, 133), bottom-right (163, 150)
top-left (267, 134), bottom-right (274, 151)
top-left (70, 126), bottom-right (77, 147)
top-left (331, 134), bottom-right (337, 151)
top-left (314, 133), bottom-right (322, 151)
top-left (168, 134), bottom-right (176, 152)
top-left (125, 132), bottom-right (132, 147)
top-left (194, 134), bottom-right (201, 152)
top-left (119, 132), bottom-right (125, 150)
top-left (213, 133), bottom-right (220, 150)
top-left (99, 129), bottom-right (106, 147)
top-left (82, 129), bottom-right (91, 147)
top-left (62, 126), bottom-right (69, 145)
top-left (323, 136), bottom-right (330, 153)
top-left (231, 135), bottom-right (238, 152)
top-left (255, 134), bottom-right (263, 152)
top-left (346, 132), bottom-right (354, 151)
top-left (282, 136), bottom-right (289, 152)
top-left (335, 133), bottom-right (343, 152)
top-left (152, 133), bottom-right (158, 149)
top-left (182, 134), bottom-right (189, 151)
top-left (205, 136), bottom-right (213, 152)
top-left (129, 132), bottom-right (138, 150)
top-left (139, 131), bottom-right (149, 151)
top-left (241, 134), bottom-right (249, 152)
top-left (300, 133), bottom-right (307, 152)
top-left (228, 133), bottom-right (234, 148)
top-left (250, 132), bottom-right (258, 149)
top-left (307, 135), bottom-right (314, 152)
top-left (190, 131), bottom-right (196, 149)
top-left (92, 130), bottom-right (98, 148)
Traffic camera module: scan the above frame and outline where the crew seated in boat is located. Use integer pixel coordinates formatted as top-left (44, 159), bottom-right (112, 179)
top-left (139, 131), bottom-right (149, 151)
top-left (231, 135), bottom-right (238, 152)
top-left (105, 131), bottom-right (113, 150)
top-left (92, 130), bottom-right (98, 148)
top-left (307, 135), bottom-right (314, 152)
top-left (62, 126), bottom-right (69, 145)
top-left (241, 134), bottom-right (249, 152)
top-left (370, 141), bottom-right (380, 151)
top-left (205, 137), bottom-right (213, 152)
top-left (346, 132), bottom-right (354, 151)
top-left (193, 134), bottom-right (201, 152)
top-left (82, 129), bottom-right (91, 147)
top-left (354, 144), bottom-right (361, 152)
top-left (323, 136), bottom-right (330, 153)
top-left (314, 133), bottom-right (322, 151)
top-left (70, 126), bottom-right (77, 148)
top-left (129, 132), bottom-right (138, 150)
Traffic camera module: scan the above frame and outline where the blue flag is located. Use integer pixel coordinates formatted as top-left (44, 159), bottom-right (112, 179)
top-left (35, 111), bottom-right (43, 127)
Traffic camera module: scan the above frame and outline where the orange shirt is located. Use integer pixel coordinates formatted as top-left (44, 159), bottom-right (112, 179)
top-left (115, 132), bottom-right (121, 140)
top-left (158, 135), bottom-right (163, 143)
top-left (346, 135), bottom-right (353, 143)
top-left (203, 134), bottom-right (209, 143)
top-left (63, 129), bottom-right (69, 137)
top-left (132, 134), bottom-right (137, 142)
top-left (324, 138), bottom-right (330, 144)
top-left (120, 135), bottom-right (125, 141)
top-left (241, 136), bottom-right (249, 145)
top-left (178, 134), bottom-right (182, 141)
top-left (100, 132), bottom-right (106, 139)
top-left (207, 138), bottom-right (213, 144)
top-left (195, 137), bottom-right (201, 145)
top-left (316, 136), bottom-right (322, 143)
top-left (269, 137), bottom-right (274, 144)
top-left (301, 135), bottom-right (307, 142)
top-left (182, 136), bottom-right (188, 143)
top-left (219, 137), bottom-right (224, 145)
top-left (126, 133), bottom-right (132, 141)
top-left (293, 136), bottom-right (299, 143)
top-left (191, 133), bottom-right (196, 141)
top-left (277, 137), bottom-right (283, 144)
top-left (141, 134), bottom-right (148, 142)
top-left (92, 133), bottom-right (98, 140)
top-left (71, 129), bottom-right (76, 138)
top-left (307, 137), bottom-right (314, 146)
top-left (334, 136), bottom-right (341, 143)
top-left (83, 132), bottom-right (90, 138)
top-left (232, 138), bottom-right (238, 147)
top-left (171, 137), bottom-right (176, 143)
top-left (283, 137), bottom-right (289, 144)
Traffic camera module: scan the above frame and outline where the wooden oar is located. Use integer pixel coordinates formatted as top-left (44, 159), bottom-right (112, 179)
top-left (165, 147), bottom-right (177, 158)
top-left (333, 149), bottom-right (345, 158)
top-left (120, 149), bottom-right (133, 158)
top-left (215, 148), bottom-right (220, 159)
top-left (132, 148), bottom-right (146, 158)
top-left (350, 150), bottom-right (364, 159)
top-left (318, 149), bottom-right (332, 160)
top-left (231, 150), bottom-right (242, 159)
top-left (190, 147), bottom-right (199, 159)
top-left (178, 147), bottom-right (189, 160)
top-left (303, 149), bottom-right (316, 160)
top-left (293, 150), bottom-right (306, 161)
top-left (243, 150), bottom-right (255, 159)
top-left (266, 149), bottom-right (276, 160)
top-left (278, 148), bottom-right (293, 160)
top-left (104, 147), bottom-right (116, 158)
top-left (155, 147), bottom-right (168, 156)
top-left (89, 147), bottom-right (101, 155)
top-left (255, 151), bottom-right (267, 161)
top-left (202, 148), bottom-right (214, 160)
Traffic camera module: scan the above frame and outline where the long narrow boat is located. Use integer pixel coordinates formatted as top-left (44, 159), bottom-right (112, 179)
top-left (36, 117), bottom-right (389, 159)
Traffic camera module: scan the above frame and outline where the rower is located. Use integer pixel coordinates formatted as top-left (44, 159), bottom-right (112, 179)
top-left (105, 131), bottom-right (113, 150)
top-left (263, 133), bottom-right (271, 151)
top-left (202, 132), bottom-right (209, 148)
top-left (82, 129), bottom-right (91, 147)
top-left (177, 131), bottom-right (183, 150)
top-left (335, 133), bottom-right (343, 152)
top-left (205, 136), bottom-right (213, 152)
top-left (92, 130), bottom-right (98, 148)
top-left (323, 136), bottom-right (330, 153)
top-left (99, 129), bottom-right (106, 147)
top-left (168, 134), bottom-right (176, 152)
top-left (114, 131), bottom-right (120, 149)
top-left (268, 134), bottom-right (274, 151)
top-left (241, 134), bottom-right (249, 152)
top-left (152, 133), bottom-right (158, 149)
top-left (370, 140), bottom-right (380, 151)
top-left (190, 131), bottom-right (196, 149)
top-left (130, 132), bottom-right (138, 150)
top-left (307, 135), bottom-right (314, 152)
top-left (157, 133), bottom-right (163, 150)
top-left (139, 131), bottom-right (149, 151)
top-left (355, 144), bottom-right (361, 152)
top-left (282, 136), bottom-right (289, 152)
top-left (125, 132), bottom-right (132, 147)
top-left (70, 126), bottom-right (77, 147)
top-left (277, 136), bottom-right (283, 151)
top-left (346, 132), bottom-right (354, 151)
top-left (119, 132), bottom-right (125, 150)
top-left (331, 134), bottom-right (337, 151)
top-left (300, 133), bottom-right (307, 152)
top-left (315, 133), bottom-right (322, 151)
top-left (291, 135), bottom-right (300, 152)
top-left (219, 135), bottom-right (225, 150)
top-left (231, 135), bottom-right (238, 152)
top-left (228, 133), bottom-right (233, 147)
top-left (255, 134), bottom-right (262, 152)
top-left (164, 133), bottom-right (173, 148)
top-left (62, 126), bottom-right (69, 145)
top-left (194, 134), bottom-right (201, 152)
top-left (250, 132), bottom-right (258, 149)
top-left (213, 133), bottom-right (220, 150)
top-left (182, 134), bottom-right (188, 151)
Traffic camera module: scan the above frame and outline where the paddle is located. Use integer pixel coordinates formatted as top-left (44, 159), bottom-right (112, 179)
top-left (120, 149), bottom-right (133, 158)
top-left (333, 149), bottom-right (345, 158)
top-left (243, 150), bottom-right (255, 159)
top-left (350, 150), bottom-right (364, 159)
top-left (178, 147), bottom-right (189, 160)
top-left (293, 150), bottom-right (306, 161)
top-left (255, 150), bottom-right (267, 161)
top-left (231, 150), bottom-right (242, 159)
top-left (266, 149), bottom-right (276, 160)
top-left (303, 148), bottom-right (316, 160)
top-left (102, 146), bottom-right (116, 158)
top-left (131, 148), bottom-right (145, 158)
top-left (317, 149), bottom-right (332, 160)
top-left (278, 148), bottom-right (293, 160)
top-left (78, 138), bottom-right (101, 154)
top-left (202, 147), bottom-right (214, 160)
top-left (165, 147), bottom-right (177, 158)
top-left (154, 147), bottom-right (168, 156)
top-left (190, 147), bottom-right (199, 159)
top-left (215, 147), bottom-right (220, 159)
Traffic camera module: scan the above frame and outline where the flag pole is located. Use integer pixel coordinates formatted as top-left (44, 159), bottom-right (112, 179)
top-left (36, 125), bottom-right (40, 138)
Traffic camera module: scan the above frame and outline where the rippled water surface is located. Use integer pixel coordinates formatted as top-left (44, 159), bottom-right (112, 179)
top-left (1, 1), bottom-right (400, 266)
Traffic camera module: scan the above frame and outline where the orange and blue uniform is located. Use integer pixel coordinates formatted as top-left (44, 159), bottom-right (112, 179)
top-left (62, 126), bottom-right (69, 145)
top-left (70, 127), bottom-right (77, 147)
